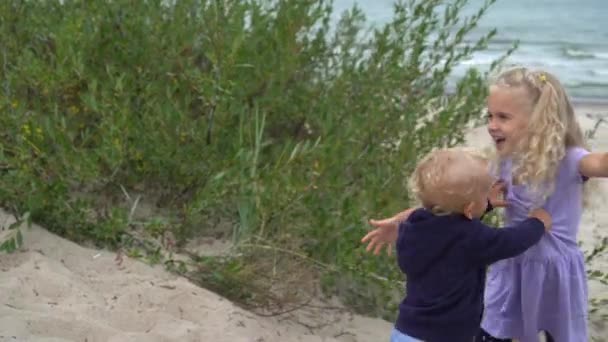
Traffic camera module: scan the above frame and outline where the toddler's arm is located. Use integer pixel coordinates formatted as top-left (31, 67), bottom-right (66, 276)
top-left (467, 208), bottom-right (551, 265)
top-left (362, 179), bottom-right (509, 256)
top-left (361, 207), bottom-right (416, 256)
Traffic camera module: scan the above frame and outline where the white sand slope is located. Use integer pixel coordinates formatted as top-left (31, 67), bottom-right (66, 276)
top-left (0, 215), bottom-right (393, 342)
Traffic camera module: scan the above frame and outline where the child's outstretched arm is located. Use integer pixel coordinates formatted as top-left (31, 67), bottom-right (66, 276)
top-left (579, 152), bottom-right (608, 178)
top-left (362, 181), bottom-right (508, 256)
top-left (361, 208), bottom-right (416, 256)
top-left (467, 209), bottom-right (551, 265)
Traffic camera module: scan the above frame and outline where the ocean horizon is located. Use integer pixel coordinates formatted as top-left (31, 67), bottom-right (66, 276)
top-left (332, 0), bottom-right (608, 101)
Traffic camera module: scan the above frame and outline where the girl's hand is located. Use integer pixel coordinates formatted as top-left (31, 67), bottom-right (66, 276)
top-left (489, 180), bottom-right (508, 208)
top-left (361, 208), bottom-right (415, 256)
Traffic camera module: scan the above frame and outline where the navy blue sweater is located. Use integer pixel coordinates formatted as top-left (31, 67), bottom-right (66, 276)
top-left (394, 208), bottom-right (545, 342)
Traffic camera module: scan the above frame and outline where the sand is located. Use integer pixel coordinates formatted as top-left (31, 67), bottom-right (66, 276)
top-left (0, 212), bottom-right (393, 342)
top-left (1, 103), bottom-right (607, 342)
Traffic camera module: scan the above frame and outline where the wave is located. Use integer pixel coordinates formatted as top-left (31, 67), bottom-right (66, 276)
top-left (465, 36), bottom-right (608, 50)
top-left (589, 69), bottom-right (608, 77)
top-left (562, 48), bottom-right (608, 60)
top-left (459, 55), bottom-right (496, 66)
top-left (466, 37), bottom-right (575, 47)
top-left (565, 80), bottom-right (608, 89)
top-left (563, 48), bottom-right (595, 59)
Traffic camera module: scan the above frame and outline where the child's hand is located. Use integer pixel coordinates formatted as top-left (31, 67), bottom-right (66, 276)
top-left (361, 208), bottom-right (415, 256)
top-left (361, 219), bottom-right (398, 256)
top-left (529, 208), bottom-right (552, 231)
top-left (489, 180), bottom-right (508, 208)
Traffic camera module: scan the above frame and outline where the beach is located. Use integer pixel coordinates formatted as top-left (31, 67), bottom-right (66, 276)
top-left (0, 209), bottom-right (394, 342)
top-left (1, 102), bottom-right (607, 341)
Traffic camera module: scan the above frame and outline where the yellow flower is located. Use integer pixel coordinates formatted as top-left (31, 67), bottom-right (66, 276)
top-left (11, 100), bottom-right (18, 109)
top-left (539, 73), bottom-right (547, 83)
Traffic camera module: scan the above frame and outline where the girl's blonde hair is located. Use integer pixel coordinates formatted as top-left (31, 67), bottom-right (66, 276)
top-left (490, 67), bottom-right (588, 202)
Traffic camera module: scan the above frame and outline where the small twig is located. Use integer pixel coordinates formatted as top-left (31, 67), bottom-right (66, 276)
top-left (333, 331), bottom-right (356, 338)
top-left (2, 46), bottom-right (9, 99)
top-left (119, 184), bottom-right (132, 202)
top-left (300, 303), bottom-right (346, 311)
top-left (585, 236), bottom-right (608, 263)
top-left (206, 102), bottom-right (216, 145)
top-left (128, 195), bottom-right (141, 224)
top-left (252, 296), bottom-right (315, 317)
top-left (115, 249), bottom-right (124, 266)
top-left (585, 113), bottom-right (607, 140)
top-left (108, 166), bottom-right (121, 183)
top-left (119, 184), bottom-right (140, 224)
top-left (206, 66), bottom-right (221, 145)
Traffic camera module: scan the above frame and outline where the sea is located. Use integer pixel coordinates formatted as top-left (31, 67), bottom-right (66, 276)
top-left (332, 0), bottom-right (608, 100)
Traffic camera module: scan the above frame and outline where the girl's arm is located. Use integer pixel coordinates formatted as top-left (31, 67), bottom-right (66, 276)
top-left (579, 152), bottom-right (608, 178)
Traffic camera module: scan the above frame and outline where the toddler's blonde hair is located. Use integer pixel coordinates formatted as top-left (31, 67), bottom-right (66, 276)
top-left (409, 148), bottom-right (493, 214)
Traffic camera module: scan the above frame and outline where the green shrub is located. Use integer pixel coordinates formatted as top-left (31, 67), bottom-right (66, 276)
top-left (0, 0), bottom-right (512, 318)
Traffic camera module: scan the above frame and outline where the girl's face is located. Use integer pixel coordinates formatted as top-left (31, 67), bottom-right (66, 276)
top-left (486, 86), bottom-right (531, 157)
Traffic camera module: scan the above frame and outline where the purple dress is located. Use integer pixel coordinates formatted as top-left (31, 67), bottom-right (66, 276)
top-left (481, 147), bottom-right (590, 342)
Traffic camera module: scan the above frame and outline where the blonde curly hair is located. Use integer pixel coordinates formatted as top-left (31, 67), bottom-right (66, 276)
top-left (490, 67), bottom-right (588, 202)
top-left (409, 147), bottom-right (493, 214)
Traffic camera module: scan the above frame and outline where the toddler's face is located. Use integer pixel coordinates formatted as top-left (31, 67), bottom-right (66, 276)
top-left (486, 86), bottom-right (530, 157)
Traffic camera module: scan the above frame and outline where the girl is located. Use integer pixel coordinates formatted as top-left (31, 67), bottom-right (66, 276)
top-left (362, 67), bottom-right (608, 342)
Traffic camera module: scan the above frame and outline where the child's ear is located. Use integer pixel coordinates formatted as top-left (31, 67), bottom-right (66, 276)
top-left (463, 202), bottom-right (475, 220)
